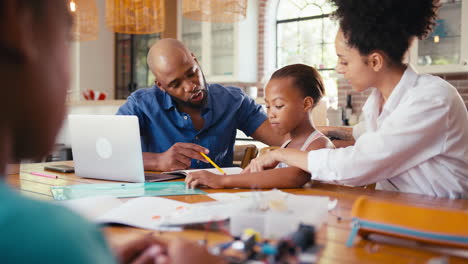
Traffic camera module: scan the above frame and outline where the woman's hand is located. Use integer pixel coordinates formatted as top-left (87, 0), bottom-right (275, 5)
top-left (243, 148), bottom-right (310, 173)
top-left (242, 149), bottom-right (282, 173)
top-left (185, 171), bottom-right (226, 189)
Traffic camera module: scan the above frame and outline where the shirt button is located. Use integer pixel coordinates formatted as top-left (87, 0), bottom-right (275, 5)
top-left (195, 136), bottom-right (199, 140)
top-left (197, 160), bottom-right (200, 164)
top-left (184, 116), bottom-right (188, 120)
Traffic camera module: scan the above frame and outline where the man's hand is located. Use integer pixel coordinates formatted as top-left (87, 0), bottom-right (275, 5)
top-left (185, 171), bottom-right (225, 189)
top-left (144, 143), bottom-right (209, 171)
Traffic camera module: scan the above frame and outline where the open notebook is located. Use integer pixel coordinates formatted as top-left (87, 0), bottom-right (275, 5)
top-left (60, 195), bottom-right (249, 230)
top-left (162, 167), bottom-right (242, 177)
top-left (60, 190), bottom-right (333, 234)
top-left (61, 196), bottom-right (188, 230)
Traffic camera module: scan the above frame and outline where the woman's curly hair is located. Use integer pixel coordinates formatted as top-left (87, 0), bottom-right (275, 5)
top-left (330, 0), bottom-right (439, 64)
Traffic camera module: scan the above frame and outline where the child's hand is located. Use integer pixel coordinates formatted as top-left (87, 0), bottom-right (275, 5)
top-left (185, 171), bottom-right (225, 189)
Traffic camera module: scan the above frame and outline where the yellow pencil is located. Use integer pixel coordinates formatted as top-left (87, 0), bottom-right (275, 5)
top-left (199, 152), bottom-right (226, 174)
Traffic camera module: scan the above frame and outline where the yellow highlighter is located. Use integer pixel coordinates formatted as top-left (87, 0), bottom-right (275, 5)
top-left (199, 152), bottom-right (226, 174)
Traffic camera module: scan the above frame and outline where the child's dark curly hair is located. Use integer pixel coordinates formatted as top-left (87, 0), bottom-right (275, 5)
top-left (330, 0), bottom-right (439, 64)
top-left (271, 64), bottom-right (325, 108)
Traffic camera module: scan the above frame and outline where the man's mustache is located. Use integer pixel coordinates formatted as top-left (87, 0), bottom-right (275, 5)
top-left (190, 89), bottom-right (204, 98)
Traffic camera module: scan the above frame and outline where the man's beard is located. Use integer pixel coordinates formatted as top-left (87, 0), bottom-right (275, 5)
top-left (171, 89), bottom-right (208, 109)
top-left (171, 69), bottom-right (209, 109)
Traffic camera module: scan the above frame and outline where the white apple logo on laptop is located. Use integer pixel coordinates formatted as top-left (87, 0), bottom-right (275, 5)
top-left (96, 137), bottom-right (112, 159)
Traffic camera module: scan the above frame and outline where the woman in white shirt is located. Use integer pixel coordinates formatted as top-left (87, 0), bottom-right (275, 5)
top-left (244, 0), bottom-right (468, 198)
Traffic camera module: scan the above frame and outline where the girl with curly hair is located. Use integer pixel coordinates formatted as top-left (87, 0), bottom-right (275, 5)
top-left (247, 0), bottom-right (468, 198)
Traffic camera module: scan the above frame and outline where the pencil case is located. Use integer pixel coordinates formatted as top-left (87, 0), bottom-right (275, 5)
top-left (346, 196), bottom-right (468, 249)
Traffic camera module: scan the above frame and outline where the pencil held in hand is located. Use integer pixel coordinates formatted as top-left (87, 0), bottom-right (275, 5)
top-left (199, 152), bottom-right (226, 175)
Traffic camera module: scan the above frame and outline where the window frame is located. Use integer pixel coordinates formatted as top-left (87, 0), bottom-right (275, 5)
top-left (275, 1), bottom-right (336, 72)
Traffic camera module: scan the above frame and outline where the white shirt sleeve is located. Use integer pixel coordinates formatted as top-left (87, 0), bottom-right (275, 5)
top-left (308, 95), bottom-right (449, 186)
top-left (352, 120), bottom-right (366, 140)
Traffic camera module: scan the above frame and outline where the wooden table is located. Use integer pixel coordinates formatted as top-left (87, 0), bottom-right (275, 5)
top-left (6, 161), bottom-right (468, 264)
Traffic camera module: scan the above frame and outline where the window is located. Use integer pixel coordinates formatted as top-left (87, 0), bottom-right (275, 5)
top-left (276, 0), bottom-right (338, 107)
top-left (115, 33), bottom-right (161, 99)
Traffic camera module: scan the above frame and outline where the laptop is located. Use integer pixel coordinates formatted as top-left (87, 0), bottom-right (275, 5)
top-left (69, 115), bottom-right (183, 182)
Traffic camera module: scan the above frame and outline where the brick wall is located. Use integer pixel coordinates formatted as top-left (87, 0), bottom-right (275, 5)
top-left (336, 79), bottom-right (372, 117)
top-left (444, 73), bottom-right (468, 108)
top-left (257, 0), bottom-right (268, 97)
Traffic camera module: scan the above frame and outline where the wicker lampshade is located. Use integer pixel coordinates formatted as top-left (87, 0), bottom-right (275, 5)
top-left (69, 0), bottom-right (99, 41)
top-left (182, 0), bottom-right (248, 23)
top-left (105, 0), bottom-right (165, 34)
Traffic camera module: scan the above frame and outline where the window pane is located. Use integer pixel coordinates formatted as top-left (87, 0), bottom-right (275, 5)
top-left (277, 22), bottom-right (300, 66)
top-left (301, 0), bottom-right (335, 17)
top-left (277, 0), bottom-right (335, 20)
top-left (318, 70), bottom-right (339, 109)
top-left (299, 19), bottom-right (322, 66)
top-left (277, 16), bottom-right (338, 69)
top-left (182, 17), bottom-right (202, 63)
top-left (276, 0), bottom-right (339, 103)
top-left (322, 43), bottom-right (337, 69)
top-left (323, 17), bottom-right (338, 43)
top-left (211, 23), bottom-right (234, 76)
top-left (277, 0), bottom-right (301, 20)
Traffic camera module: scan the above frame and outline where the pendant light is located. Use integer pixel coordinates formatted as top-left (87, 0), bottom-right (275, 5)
top-left (105, 0), bottom-right (165, 34)
top-left (182, 0), bottom-right (248, 23)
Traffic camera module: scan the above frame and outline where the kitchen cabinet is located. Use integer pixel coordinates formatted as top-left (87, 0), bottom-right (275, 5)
top-left (409, 0), bottom-right (468, 74)
top-left (177, 0), bottom-right (258, 83)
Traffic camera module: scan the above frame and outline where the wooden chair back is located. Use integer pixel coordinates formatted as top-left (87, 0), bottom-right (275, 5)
top-left (233, 144), bottom-right (259, 169)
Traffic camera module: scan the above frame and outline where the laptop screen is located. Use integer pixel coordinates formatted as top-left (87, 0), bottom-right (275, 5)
top-left (69, 115), bottom-right (145, 182)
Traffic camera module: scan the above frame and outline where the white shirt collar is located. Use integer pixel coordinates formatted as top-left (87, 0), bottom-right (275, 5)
top-left (362, 66), bottom-right (419, 120)
top-left (383, 65), bottom-right (418, 113)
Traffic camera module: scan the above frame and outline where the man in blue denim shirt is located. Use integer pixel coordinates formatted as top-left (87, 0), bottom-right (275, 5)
top-left (117, 39), bottom-right (283, 171)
